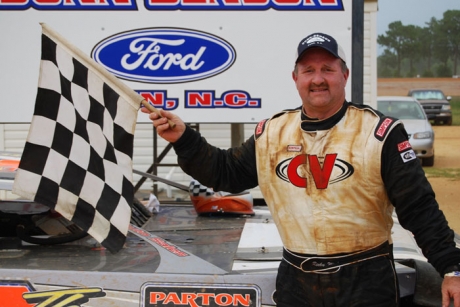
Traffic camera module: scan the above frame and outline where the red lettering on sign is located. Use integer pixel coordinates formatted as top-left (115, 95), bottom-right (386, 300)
top-left (142, 92), bottom-right (166, 106)
top-left (2, 0), bottom-right (133, 5)
top-left (181, 293), bottom-right (200, 307)
top-left (34, 0), bottom-right (60, 4)
top-left (81, 0), bottom-right (106, 4)
top-left (148, 0), bottom-right (179, 4)
top-left (185, 91), bottom-right (260, 108)
top-left (1, 0), bottom-right (340, 9)
top-left (150, 292), bottom-right (166, 304)
top-left (0, 0), bottom-right (28, 4)
top-left (163, 292), bottom-right (181, 304)
top-left (0, 0), bottom-right (134, 6)
top-left (240, 0), bottom-right (268, 4)
top-left (215, 293), bottom-right (232, 306)
top-left (224, 93), bottom-right (247, 107)
top-left (147, 291), bottom-right (252, 306)
top-left (187, 92), bottom-right (213, 106)
top-left (139, 91), bottom-right (178, 110)
top-left (146, 0), bottom-right (342, 8)
top-left (182, 0), bottom-right (217, 4)
top-left (197, 293), bottom-right (214, 305)
top-left (234, 294), bottom-right (251, 306)
top-left (273, 0), bottom-right (302, 5)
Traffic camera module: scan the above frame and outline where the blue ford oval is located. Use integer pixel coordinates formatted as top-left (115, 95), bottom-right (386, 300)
top-left (92, 28), bottom-right (236, 84)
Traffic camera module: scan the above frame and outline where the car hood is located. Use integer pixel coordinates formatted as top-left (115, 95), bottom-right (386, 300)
top-left (417, 99), bottom-right (449, 104)
top-left (401, 119), bottom-right (433, 134)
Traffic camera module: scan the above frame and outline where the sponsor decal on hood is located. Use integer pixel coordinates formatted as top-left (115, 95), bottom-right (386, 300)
top-left (141, 283), bottom-right (261, 307)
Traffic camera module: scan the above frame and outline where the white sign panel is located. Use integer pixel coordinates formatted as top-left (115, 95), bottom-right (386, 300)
top-left (0, 0), bottom-right (352, 123)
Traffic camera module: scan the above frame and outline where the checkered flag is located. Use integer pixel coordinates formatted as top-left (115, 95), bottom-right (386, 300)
top-left (12, 23), bottom-right (144, 253)
top-left (189, 179), bottom-right (215, 197)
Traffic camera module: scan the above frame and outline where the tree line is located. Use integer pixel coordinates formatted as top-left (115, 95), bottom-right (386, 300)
top-left (377, 9), bottom-right (460, 78)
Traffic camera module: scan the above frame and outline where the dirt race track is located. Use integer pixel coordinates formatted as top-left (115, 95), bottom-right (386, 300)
top-left (378, 78), bottom-right (460, 234)
top-left (427, 126), bottom-right (460, 234)
top-left (377, 78), bottom-right (460, 97)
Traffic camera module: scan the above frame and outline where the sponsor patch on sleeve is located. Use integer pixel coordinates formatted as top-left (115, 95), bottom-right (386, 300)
top-left (400, 149), bottom-right (417, 163)
top-left (254, 119), bottom-right (268, 140)
top-left (397, 140), bottom-right (412, 152)
top-left (375, 118), bottom-right (394, 139)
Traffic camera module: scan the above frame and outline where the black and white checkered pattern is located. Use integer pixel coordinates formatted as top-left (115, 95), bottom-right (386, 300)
top-left (189, 179), bottom-right (215, 197)
top-left (12, 25), bottom-right (141, 253)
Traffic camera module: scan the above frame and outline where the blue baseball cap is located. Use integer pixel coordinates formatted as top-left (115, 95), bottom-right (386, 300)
top-left (295, 33), bottom-right (346, 63)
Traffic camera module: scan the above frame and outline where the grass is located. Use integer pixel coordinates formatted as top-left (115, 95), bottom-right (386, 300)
top-left (423, 97), bottom-right (460, 178)
top-left (451, 96), bottom-right (460, 126)
top-left (424, 168), bottom-right (460, 180)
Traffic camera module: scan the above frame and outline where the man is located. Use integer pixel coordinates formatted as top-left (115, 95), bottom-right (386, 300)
top-left (142, 33), bottom-right (460, 306)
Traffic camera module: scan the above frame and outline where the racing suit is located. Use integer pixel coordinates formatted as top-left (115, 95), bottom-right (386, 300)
top-left (171, 101), bottom-right (460, 306)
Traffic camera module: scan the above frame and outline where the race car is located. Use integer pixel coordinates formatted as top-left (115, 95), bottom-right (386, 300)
top-left (0, 152), bottom-right (455, 307)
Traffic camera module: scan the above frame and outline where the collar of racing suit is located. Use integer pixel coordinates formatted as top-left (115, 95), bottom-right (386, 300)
top-left (300, 100), bottom-right (348, 132)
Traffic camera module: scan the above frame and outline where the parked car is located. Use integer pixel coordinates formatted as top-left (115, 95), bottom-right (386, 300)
top-left (407, 89), bottom-right (452, 125)
top-left (377, 96), bottom-right (435, 166)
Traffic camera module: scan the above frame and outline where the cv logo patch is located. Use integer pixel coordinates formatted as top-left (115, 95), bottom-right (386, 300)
top-left (276, 153), bottom-right (354, 189)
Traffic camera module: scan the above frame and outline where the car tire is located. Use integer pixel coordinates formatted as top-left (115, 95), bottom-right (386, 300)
top-left (446, 118), bottom-right (452, 126)
top-left (423, 155), bottom-right (434, 167)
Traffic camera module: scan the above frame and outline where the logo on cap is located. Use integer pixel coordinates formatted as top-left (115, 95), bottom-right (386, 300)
top-left (303, 34), bottom-right (330, 46)
top-left (296, 32), bottom-right (346, 64)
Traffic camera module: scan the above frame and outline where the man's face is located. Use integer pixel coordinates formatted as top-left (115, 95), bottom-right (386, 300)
top-left (292, 47), bottom-right (349, 119)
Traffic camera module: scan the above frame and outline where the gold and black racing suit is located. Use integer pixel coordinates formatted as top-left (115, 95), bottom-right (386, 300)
top-left (170, 101), bottom-right (460, 306)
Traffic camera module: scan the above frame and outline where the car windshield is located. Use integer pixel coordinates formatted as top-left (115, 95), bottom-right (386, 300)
top-left (411, 90), bottom-right (445, 100)
top-left (377, 100), bottom-right (427, 120)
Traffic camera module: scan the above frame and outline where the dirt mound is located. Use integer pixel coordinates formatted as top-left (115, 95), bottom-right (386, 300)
top-left (427, 126), bottom-right (460, 234)
top-left (378, 78), bottom-right (460, 97)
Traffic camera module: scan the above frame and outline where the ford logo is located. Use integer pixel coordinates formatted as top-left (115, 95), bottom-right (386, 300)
top-left (91, 28), bottom-right (236, 84)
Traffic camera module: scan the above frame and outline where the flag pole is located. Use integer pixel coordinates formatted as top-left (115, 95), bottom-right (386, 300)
top-left (140, 100), bottom-right (176, 128)
top-left (40, 23), bottom-right (176, 130)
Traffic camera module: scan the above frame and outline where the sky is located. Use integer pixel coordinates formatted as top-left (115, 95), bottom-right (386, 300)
top-left (377, 0), bottom-right (460, 36)
top-left (376, 0), bottom-right (460, 54)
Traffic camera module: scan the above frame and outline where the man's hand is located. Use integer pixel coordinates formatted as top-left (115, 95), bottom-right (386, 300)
top-left (442, 276), bottom-right (460, 307)
top-left (140, 107), bottom-right (186, 143)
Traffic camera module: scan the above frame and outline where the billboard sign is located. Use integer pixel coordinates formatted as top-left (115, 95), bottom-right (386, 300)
top-left (0, 0), bottom-right (352, 123)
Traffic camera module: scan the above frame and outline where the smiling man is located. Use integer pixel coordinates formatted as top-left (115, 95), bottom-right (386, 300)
top-left (142, 32), bottom-right (460, 307)
top-left (292, 34), bottom-right (349, 120)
